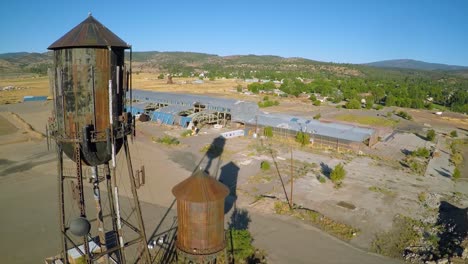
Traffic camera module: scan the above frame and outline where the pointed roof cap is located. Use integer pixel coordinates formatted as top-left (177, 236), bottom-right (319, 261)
top-left (172, 169), bottom-right (229, 203)
top-left (48, 14), bottom-right (130, 50)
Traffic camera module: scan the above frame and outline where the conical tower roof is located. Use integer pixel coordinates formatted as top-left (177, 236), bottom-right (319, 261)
top-left (172, 170), bottom-right (229, 203)
top-left (48, 14), bottom-right (130, 50)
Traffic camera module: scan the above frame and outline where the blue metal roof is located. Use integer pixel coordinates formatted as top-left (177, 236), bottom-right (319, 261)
top-left (131, 90), bottom-right (260, 122)
top-left (156, 105), bottom-right (192, 115)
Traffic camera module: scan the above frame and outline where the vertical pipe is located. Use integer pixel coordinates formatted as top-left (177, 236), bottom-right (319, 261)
top-left (91, 67), bottom-right (97, 130)
top-left (109, 79), bottom-right (115, 168)
top-left (105, 163), bottom-right (125, 263)
top-left (92, 166), bottom-right (108, 263)
top-left (57, 145), bottom-right (69, 264)
top-left (129, 47), bottom-right (133, 116)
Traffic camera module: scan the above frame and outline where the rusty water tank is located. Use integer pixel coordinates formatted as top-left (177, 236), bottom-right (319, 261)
top-left (172, 169), bottom-right (229, 260)
top-left (48, 14), bottom-right (131, 166)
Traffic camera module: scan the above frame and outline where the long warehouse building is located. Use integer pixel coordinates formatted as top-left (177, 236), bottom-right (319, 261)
top-left (128, 90), bottom-right (377, 150)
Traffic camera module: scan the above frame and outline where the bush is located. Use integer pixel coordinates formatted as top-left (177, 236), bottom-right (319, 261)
top-left (330, 163), bottom-right (346, 187)
top-left (371, 215), bottom-right (423, 259)
top-left (263, 126), bottom-right (273, 138)
top-left (411, 147), bottom-right (430, 158)
top-left (181, 130), bottom-right (192, 137)
top-left (313, 113), bottom-right (321, 120)
top-left (426, 129), bottom-right (436, 141)
top-left (313, 100), bottom-right (321, 106)
top-left (345, 99), bottom-right (361, 109)
top-left (386, 112), bottom-right (392, 117)
top-left (396, 111), bottom-right (412, 120)
top-left (450, 153), bottom-right (463, 166)
top-left (227, 229), bottom-right (256, 262)
top-left (375, 104), bottom-right (384, 110)
top-left (450, 130), bottom-right (458, 138)
top-left (453, 167), bottom-right (461, 180)
top-left (258, 100), bottom-right (279, 108)
top-left (236, 84), bottom-right (243, 92)
top-left (157, 73), bottom-right (164, 79)
top-left (295, 132), bottom-right (310, 146)
top-left (155, 135), bottom-right (180, 145)
top-left (318, 176), bottom-right (326, 183)
top-left (260, 161), bottom-right (270, 171)
top-left (418, 192), bottom-right (427, 203)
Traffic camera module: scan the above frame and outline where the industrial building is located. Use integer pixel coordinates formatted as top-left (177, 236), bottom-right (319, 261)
top-left (128, 90), bottom-right (377, 151)
top-left (128, 90), bottom-right (259, 127)
top-left (244, 114), bottom-right (377, 151)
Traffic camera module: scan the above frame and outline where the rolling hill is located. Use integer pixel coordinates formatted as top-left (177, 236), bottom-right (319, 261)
top-left (365, 59), bottom-right (468, 71)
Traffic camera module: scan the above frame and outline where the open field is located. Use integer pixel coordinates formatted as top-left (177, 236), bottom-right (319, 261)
top-left (334, 113), bottom-right (398, 127)
top-left (0, 75), bottom-right (50, 104)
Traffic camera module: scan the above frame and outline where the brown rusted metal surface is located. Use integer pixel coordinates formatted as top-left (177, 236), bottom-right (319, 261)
top-left (49, 16), bottom-right (129, 166)
top-left (48, 15), bottom-right (129, 49)
top-left (172, 170), bottom-right (229, 257)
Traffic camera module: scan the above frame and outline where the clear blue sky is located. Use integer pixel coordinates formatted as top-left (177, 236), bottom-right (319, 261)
top-left (1, 0), bottom-right (467, 66)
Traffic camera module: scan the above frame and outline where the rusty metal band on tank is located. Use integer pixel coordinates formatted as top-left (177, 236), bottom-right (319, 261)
top-left (172, 169), bottom-right (230, 260)
top-left (48, 15), bottom-right (132, 166)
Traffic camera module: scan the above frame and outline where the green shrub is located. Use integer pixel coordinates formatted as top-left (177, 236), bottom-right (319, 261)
top-left (396, 111), bottom-right (412, 120)
top-left (450, 130), bottom-right (458, 138)
top-left (295, 132), bottom-right (310, 146)
top-left (260, 161), bottom-right (270, 171)
top-left (450, 152), bottom-right (463, 166)
top-left (181, 130), bottom-right (192, 137)
top-left (426, 129), bottom-right (436, 142)
top-left (371, 215), bottom-right (423, 259)
top-left (375, 104), bottom-right (384, 110)
top-left (227, 229), bottom-right (256, 262)
top-left (236, 84), bottom-right (243, 92)
top-left (330, 163), bottom-right (346, 187)
top-left (418, 192), bottom-right (427, 203)
top-left (155, 135), bottom-right (180, 145)
top-left (345, 99), bottom-right (361, 109)
top-left (453, 167), bottom-right (461, 180)
top-left (318, 176), bottom-right (326, 183)
top-left (313, 100), bottom-right (321, 106)
top-left (263, 126), bottom-right (273, 138)
top-left (386, 112), bottom-right (392, 117)
top-left (258, 100), bottom-right (280, 108)
top-left (411, 147), bottom-right (430, 158)
top-left (313, 113), bottom-right (321, 120)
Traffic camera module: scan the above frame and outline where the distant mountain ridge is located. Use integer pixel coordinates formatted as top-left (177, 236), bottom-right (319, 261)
top-left (365, 59), bottom-right (468, 71)
top-left (1, 51), bottom-right (467, 79)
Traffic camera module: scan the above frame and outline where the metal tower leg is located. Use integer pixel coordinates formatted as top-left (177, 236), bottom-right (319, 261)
top-left (123, 138), bottom-right (152, 263)
top-left (106, 162), bottom-right (126, 264)
top-left (57, 144), bottom-right (69, 264)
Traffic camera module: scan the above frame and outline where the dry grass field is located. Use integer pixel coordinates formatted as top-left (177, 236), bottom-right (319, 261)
top-left (0, 75), bottom-right (50, 104)
top-left (132, 73), bottom-right (243, 95)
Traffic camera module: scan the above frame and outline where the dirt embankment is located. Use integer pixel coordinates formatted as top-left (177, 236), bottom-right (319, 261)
top-left (0, 111), bottom-right (44, 145)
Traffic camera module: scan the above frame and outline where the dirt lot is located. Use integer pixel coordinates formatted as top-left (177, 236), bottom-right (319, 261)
top-left (1, 75), bottom-right (467, 263)
top-left (0, 102), bottom-right (403, 264)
